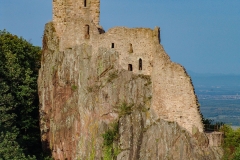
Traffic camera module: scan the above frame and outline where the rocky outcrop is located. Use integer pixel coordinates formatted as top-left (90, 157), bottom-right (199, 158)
top-left (38, 22), bottom-right (223, 159)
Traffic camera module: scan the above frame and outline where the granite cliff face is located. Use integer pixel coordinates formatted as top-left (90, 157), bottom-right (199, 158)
top-left (38, 0), bottom-right (223, 159)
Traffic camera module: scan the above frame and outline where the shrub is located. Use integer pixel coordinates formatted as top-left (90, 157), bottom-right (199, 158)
top-left (118, 102), bottom-right (133, 117)
top-left (102, 122), bottom-right (120, 159)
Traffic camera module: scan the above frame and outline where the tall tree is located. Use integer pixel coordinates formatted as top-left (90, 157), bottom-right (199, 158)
top-left (0, 30), bottom-right (42, 159)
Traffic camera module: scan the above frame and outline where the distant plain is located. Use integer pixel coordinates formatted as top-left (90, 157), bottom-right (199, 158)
top-left (190, 72), bottom-right (240, 126)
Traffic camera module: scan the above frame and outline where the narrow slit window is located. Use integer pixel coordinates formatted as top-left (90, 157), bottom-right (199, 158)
top-left (85, 25), bottom-right (90, 39)
top-left (158, 27), bottom-right (161, 43)
top-left (128, 64), bottom-right (133, 71)
top-left (84, 0), bottom-right (87, 7)
top-left (129, 43), bottom-right (133, 53)
top-left (139, 58), bottom-right (142, 70)
top-left (111, 43), bottom-right (114, 48)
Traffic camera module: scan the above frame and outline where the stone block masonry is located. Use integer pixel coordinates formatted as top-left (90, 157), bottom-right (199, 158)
top-left (53, 0), bottom-right (100, 37)
top-left (52, 0), bottom-right (203, 133)
top-left (38, 0), bottom-right (222, 159)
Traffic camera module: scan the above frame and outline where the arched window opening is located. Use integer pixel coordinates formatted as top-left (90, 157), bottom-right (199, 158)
top-left (85, 25), bottom-right (90, 39)
top-left (139, 58), bottom-right (142, 70)
top-left (111, 43), bottom-right (114, 48)
top-left (84, 0), bottom-right (87, 7)
top-left (129, 43), bottom-right (133, 53)
top-left (128, 64), bottom-right (133, 71)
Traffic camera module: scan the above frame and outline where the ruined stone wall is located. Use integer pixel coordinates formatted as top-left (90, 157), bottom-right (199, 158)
top-left (206, 132), bottom-right (224, 147)
top-left (59, 20), bottom-right (157, 76)
top-left (37, 0), bottom-right (221, 159)
top-left (55, 13), bottom-right (203, 133)
top-left (53, 0), bottom-right (100, 36)
top-left (39, 23), bottom-right (222, 159)
top-left (151, 45), bottom-right (204, 132)
top-left (96, 27), bottom-right (158, 75)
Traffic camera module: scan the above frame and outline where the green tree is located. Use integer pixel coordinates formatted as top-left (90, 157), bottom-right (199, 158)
top-left (0, 30), bottom-right (42, 159)
top-left (221, 125), bottom-right (240, 159)
top-left (233, 145), bottom-right (240, 160)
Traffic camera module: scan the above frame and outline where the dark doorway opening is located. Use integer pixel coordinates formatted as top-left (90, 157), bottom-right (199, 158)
top-left (128, 64), bottom-right (133, 71)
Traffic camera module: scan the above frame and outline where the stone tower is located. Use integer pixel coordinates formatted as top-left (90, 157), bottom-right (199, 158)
top-left (53, 0), bottom-right (100, 36)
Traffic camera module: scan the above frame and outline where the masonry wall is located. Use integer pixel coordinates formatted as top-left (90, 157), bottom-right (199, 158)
top-left (55, 13), bottom-right (204, 133)
top-left (52, 0), bottom-right (204, 133)
top-left (37, 1), bottom-right (222, 158)
top-left (96, 27), bottom-right (158, 75)
top-left (53, 0), bottom-right (100, 36)
top-left (151, 48), bottom-right (204, 132)
top-left (206, 132), bottom-right (224, 147)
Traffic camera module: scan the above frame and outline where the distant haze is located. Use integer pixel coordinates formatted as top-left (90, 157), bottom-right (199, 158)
top-left (0, 0), bottom-right (239, 74)
top-left (189, 71), bottom-right (240, 87)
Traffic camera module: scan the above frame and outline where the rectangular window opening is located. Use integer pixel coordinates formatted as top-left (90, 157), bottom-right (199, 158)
top-left (128, 64), bottom-right (133, 71)
top-left (111, 43), bottom-right (114, 48)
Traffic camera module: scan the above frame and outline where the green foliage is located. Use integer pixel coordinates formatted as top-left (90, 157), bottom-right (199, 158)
top-left (118, 102), bottom-right (133, 117)
top-left (202, 117), bottom-right (224, 132)
top-left (71, 85), bottom-right (77, 91)
top-left (102, 122), bottom-right (119, 146)
top-left (220, 125), bottom-right (240, 159)
top-left (103, 146), bottom-right (113, 160)
top-left (103, 145), bottom-right (120, 160)
top-left (102, 122), bottom-right (120, 159)
top-left (201, 117), bottom-right (240, 159)
top-left (0, 129), bottom-right (36, 160)
top-left (233, 145), bottom-right (240, 160)
top-left (0, 30), bottom-right (44, 159)
top-left (42, 156), bottom-right (54, 160)
top-left (202, 115), bottom-right (240, 160)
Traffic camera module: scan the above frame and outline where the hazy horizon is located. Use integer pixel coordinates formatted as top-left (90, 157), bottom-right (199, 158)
top-left (1, 0), bottom-right (239, 74)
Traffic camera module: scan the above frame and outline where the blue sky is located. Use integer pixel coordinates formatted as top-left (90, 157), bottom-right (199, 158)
top-left (0, 0), bottom-right (240, 74)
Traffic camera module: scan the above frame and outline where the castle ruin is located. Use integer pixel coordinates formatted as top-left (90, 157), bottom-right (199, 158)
top-left (52, 0), bottom-right (203, 133)
top-left (37, 0), bottom-right (223, 159)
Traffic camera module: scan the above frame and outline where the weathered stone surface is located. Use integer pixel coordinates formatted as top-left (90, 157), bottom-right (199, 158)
top-left (38, 0), bottom-right (223, 159)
